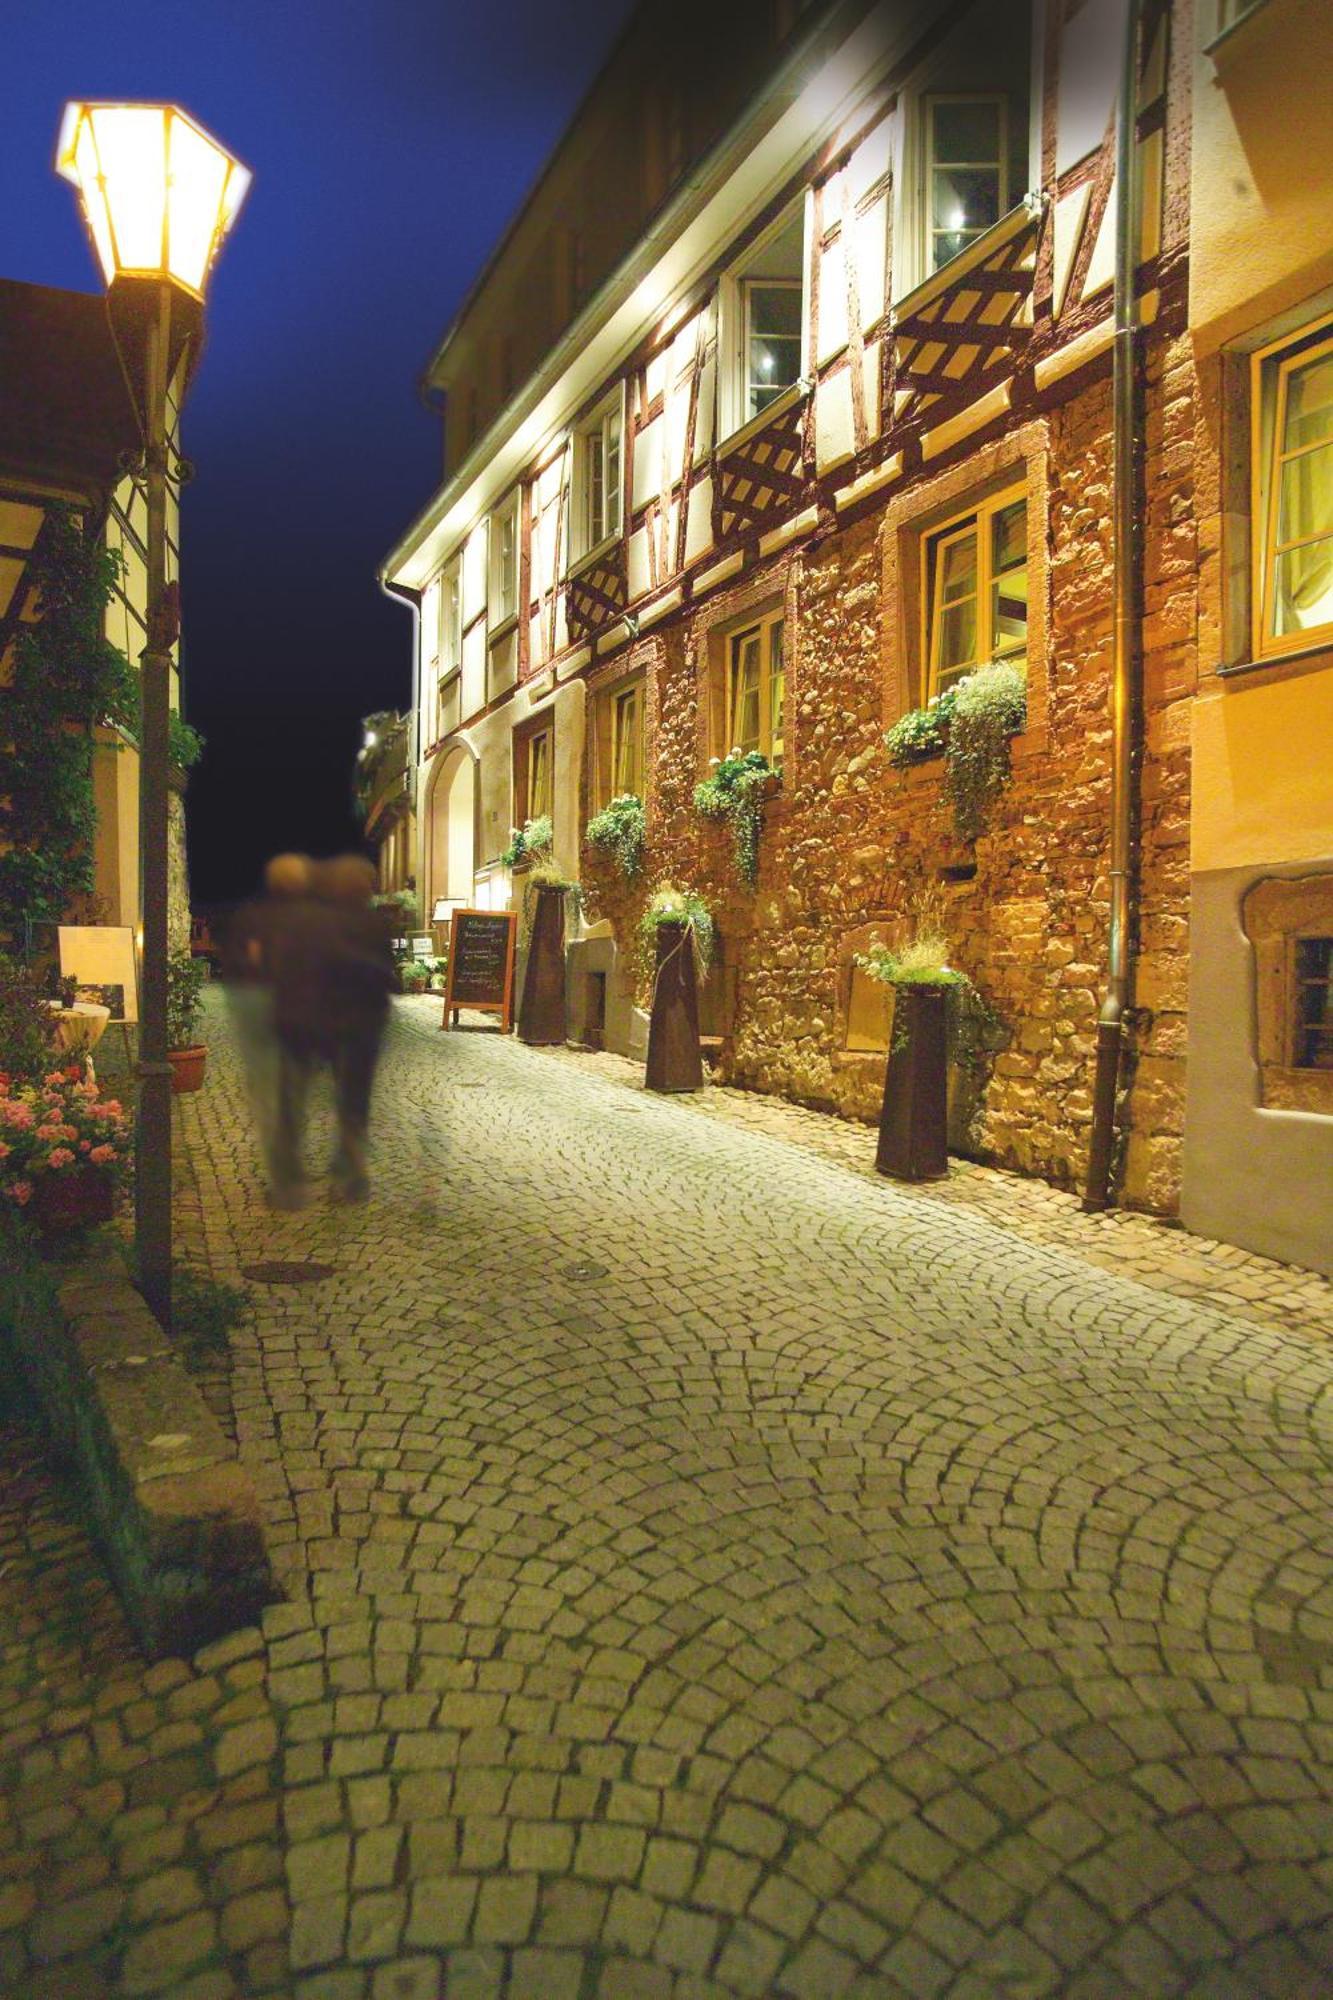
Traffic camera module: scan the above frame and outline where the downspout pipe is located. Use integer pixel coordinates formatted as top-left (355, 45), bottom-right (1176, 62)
top-left (1083, 0), bottom-right (1144, 1212)
top-left (380, 576), bottom-right (423, 889)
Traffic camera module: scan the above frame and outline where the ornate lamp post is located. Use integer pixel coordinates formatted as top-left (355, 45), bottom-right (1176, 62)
top-left (56, 103), bottom-right (249, 1318)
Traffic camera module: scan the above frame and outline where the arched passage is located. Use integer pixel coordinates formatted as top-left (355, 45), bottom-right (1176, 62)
top-left (425, 745), bottom-right (477, 913)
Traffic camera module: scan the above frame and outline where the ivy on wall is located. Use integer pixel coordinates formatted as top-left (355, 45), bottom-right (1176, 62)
top-left (0, 508), bottom-right (137, 953)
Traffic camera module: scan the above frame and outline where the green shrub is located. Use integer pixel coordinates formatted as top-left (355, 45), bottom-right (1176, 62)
top-left (168, 713), bottom-right (205, 772)
top-left (693, 750), bottom-right (773, 887)
top-left (0, 953), bottom-right (59, 1083)
top-left (883, 687), bottom-right (958, 766)
top-left (585, 795), bottom-right (646, 881)
top-left (947, 662), bottom-right (1027, 841)
top-left (502, 816), bottom-right (553, 868)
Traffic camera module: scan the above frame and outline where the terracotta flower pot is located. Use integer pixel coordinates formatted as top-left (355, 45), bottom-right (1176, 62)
top-left (32, 1168), bottom-right (116, 1234)
top-left (518, 885), bottom-right (568, 1045)
top-left (875, 984), bottom-right (949, 1182)
top-left (168, 1045), bottom-right (207, 1094)
top-left (645, 919), bottom-right (703, 1093)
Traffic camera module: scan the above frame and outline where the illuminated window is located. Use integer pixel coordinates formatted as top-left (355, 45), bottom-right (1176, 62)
top-left (527, 727), bottom-right (552, 822)
top-left (923, 486), bottom-right (1027, 698)
top-left (728, 611), bottom-right (785, 765)
top-left (723, 204), bottom-right (806, 437)
top-left (1254, 318), bottom-right (1333, 657)
top-left (492, 493), bottom-right (519, 623)
top-left (1295, 938), bottom-right (1333, 1070)
top-left (926, 96), bottom-right (1007, 273)
top-left (440, 560), bottom-right (462, 673)
top-left (611, 683), bottom-right (643, 799)
top-left (573, 397), bottom-right (622, 560)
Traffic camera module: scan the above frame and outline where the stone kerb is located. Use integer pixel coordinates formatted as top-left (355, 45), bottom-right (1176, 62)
top-left (6, 1250), bottom-right (274, 1661)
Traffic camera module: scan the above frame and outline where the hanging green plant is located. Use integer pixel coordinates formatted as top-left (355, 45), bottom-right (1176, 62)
top-left (883, 663), bottom-right (1026, 841)
top-left (0, 508), bottom-right (138, 954)
top-left (946, 662), bottom-right (1027, 841)
top-left (638, 882), bottom-right (715, 980)
top-left (692, 749), bottom-right (774, 887)
top-left (585, 794), bottom-right (646, 881)
top-left (501, 815), bottom-right (554, 868)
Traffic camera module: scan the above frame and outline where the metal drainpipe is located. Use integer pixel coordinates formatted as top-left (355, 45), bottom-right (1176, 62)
top-left (380, 576), bottom-right (423, 887)
top-left (1083, 0), bottom-right (1145, 1211)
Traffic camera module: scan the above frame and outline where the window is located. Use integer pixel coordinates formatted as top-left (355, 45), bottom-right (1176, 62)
top-left (1295, 938), bottom-right (1333, 1070)
top-left (440, 561), bottom-right (462, 673)
top-left (611, 683), bottom-right (644, 799)
top-left (573, 398), bottom-right (622, 561)
top-left (1215, 0), bottom-right (1269, 33)
top-left (723, 204), bottom-right (807, 437)
top-left (491, 494), bottom-right (519, 625)
top-left (1254, 319), bottom-right (1333, 657)
top-left (923, 485), bottom-right (1027, 698)
top-left (926, 96), bottom-right (1007, 273)
top-left (728, 611), bottom-right (785, 765)
top-left (527, 726), bottom-right (552, 822)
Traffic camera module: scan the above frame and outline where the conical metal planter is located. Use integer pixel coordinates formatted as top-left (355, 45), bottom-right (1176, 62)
top-left (645, 919), bottom-right (703, 1093)
top-left (875, 983), bottom-right (949, 1181)
top-left (517, 884), bottom-right (567, 1045)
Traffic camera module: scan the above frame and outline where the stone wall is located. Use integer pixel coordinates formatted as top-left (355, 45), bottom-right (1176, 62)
top-left (579, 326), bottom-right (1199, 1214)
top-left (168, 786), bottom-right (191, 957)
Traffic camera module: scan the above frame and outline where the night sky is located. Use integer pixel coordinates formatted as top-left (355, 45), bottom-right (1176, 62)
top-left (2, 0), bottom-right (635, 904)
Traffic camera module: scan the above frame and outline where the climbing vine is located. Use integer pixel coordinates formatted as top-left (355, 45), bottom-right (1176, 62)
top-left (0, 508), bottom-right (137, 953)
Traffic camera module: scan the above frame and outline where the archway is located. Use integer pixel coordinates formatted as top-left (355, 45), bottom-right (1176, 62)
top-left (426, 745), bottom-right (477, 914)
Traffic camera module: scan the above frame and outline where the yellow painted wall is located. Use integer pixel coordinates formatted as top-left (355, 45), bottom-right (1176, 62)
top-left (1191, 0), bottom-right (1333, 351)
top-left (1191, 665), bottom-right (1333, 872)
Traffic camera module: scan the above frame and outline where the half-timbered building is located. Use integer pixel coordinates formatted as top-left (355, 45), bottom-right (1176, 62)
top-left (382, 0), bottom-right (1333, 1274)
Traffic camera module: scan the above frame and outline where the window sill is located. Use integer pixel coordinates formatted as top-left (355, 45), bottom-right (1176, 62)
top-left (891, 196), bottom-right (1044, 326)
top-left (488, 613), bottom-right (519, 646)
top-left (1218, 640), bottom-right (1333, 681)
top-left (568, 533), bottom-right (621, 582)
top-left (717, 380), bottom-right (809, 460)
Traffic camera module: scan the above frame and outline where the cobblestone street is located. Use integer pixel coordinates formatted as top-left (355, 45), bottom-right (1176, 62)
top-left (3, 989), bottom-right (1333, 1998)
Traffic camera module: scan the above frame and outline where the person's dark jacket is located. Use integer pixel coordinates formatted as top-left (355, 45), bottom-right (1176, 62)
top-left (264, 897), bottom-right (396, 1058)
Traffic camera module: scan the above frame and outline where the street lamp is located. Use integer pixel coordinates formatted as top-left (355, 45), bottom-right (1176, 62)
top-left (56, 103), bottom-right (249, 1320)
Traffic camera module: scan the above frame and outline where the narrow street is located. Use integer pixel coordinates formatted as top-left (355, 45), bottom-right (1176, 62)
top-left (3, 990), bottom-right (1333, 1998)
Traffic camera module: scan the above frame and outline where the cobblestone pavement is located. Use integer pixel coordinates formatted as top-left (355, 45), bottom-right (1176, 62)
top-left (3, 989), bottom-right (1333, 1999)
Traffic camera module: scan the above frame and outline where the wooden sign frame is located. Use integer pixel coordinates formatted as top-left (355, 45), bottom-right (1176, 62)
top-left (441, 909), bottom-right (517, 1032)
top-left (58, 926), bottom-right (140, 1024)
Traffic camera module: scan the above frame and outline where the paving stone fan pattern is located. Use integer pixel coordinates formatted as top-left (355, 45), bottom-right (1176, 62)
top-left (1, 990), bottom-right (1333, 1998)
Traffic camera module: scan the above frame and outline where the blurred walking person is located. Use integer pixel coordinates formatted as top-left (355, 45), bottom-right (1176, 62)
top-left (260, 853), bottom-right (395, 1207)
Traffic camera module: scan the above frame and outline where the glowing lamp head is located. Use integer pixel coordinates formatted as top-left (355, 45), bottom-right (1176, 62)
top-left (56, 101), bottom-right (249, 299)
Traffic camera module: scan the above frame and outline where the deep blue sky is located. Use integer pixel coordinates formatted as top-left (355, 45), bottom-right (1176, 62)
top-left (2, 0), bottom-right (635, 900)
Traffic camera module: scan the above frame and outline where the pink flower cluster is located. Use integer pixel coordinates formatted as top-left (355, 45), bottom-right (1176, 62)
top-left (0, 1065), bottom-right (132, 1210)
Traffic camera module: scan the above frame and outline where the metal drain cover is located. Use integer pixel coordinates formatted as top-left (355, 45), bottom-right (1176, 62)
top-left (241, 1261), bottom-right (336, 1286)
top-left (561, 1261), bottom-right (609, 1283)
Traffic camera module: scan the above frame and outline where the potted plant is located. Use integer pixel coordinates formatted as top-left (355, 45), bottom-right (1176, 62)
top-left (585, 794), bottom-right (647, 882)
top-left (693, 750), bottom-right (775, 887)
top-left (398, 958), bottom-right (432, 995)
top-left (639, 883), bottom-right (714, 1093)
top-left (166, 949), bottom-right (208, 1093)
top-left (857, 908), bottom-right (970, 1182)
top-left (0, 1065), bottom-right (132, 1234)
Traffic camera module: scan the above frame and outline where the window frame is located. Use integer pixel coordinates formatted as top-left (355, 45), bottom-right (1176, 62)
top-left (525, 724), bottom-right (553, 825)
top-left (1251, 316), bottom-right (1333, 663)
top-left (439, 558), bottom-right (462, 675)
top-left (1291, 934), bottom-right (1333, 1072)
top-left (726, 608), bottom-right (787, 767)
top-left (571, 392), bottom-right (624, 568)
top-left (718, 197), bottom-right (811, 447)
top-left (924, 92), bottom-right (1010, 278)
top-left (920, 480), bottom-right (1028, 702)
top-left (490, 490), bottom-right (520, 629)
top-left (610, 681), bottom-right (644, 801)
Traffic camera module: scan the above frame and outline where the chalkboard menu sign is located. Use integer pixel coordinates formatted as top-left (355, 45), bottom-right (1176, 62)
top-left (442, 909), bottom-right (517, 1032)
